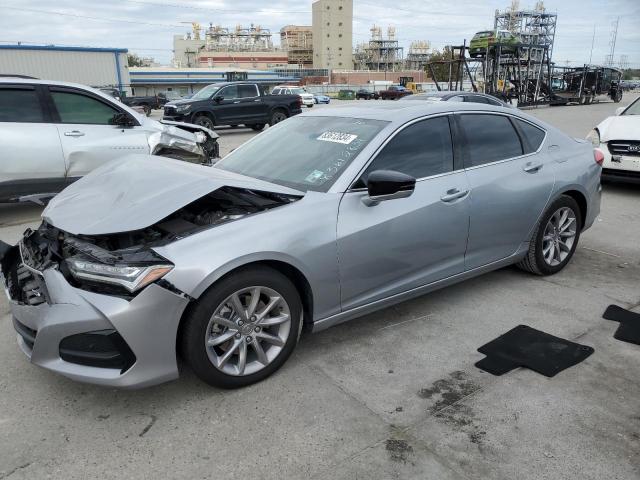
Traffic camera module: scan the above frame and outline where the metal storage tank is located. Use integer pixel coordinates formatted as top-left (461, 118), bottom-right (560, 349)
top-left (0, 45), bottom-right (131, 95)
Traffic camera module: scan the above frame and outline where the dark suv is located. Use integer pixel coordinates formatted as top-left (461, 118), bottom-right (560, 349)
top-left (163, 82), bottom-right (303, 131)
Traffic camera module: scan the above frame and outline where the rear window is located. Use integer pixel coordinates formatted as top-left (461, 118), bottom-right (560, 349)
top-left (0, 88), bottom-right (44, 122)
top-left (459, 114), bottom-right (523, 167)
top-left (515, 119), bottom-right (546, 153)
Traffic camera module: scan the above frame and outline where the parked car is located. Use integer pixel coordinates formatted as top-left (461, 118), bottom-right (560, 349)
top-left (271, 85), bottom-right (315, 108)
top-left (587, 96), bottom-right (640, 182)
top-left (0, 79), bottom-right (219, 203)
top-left (356, 89), bottom-right (379, 100)
top-left (400, 91), bottom-right (513, 107)
top-left (1, 102), bottom-right (602, 389)
top-left (469, 29), bottom-right (521, 58)
top-left (163, 82), bottom-right (303, 131)
top-left (379, 85), bottom-right (413, 100)
top-left (313, 94), bottom-right (331, 104)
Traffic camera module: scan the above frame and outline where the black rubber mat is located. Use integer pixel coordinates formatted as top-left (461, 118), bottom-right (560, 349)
top-left (475, 325), bottom-right (594, 377)
top-left (603, 305), bottom-right (640, 346)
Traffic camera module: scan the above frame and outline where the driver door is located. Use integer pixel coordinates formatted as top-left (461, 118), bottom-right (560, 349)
top-left (212, 85), bottom-right (243, 124)
top-left (336, 115), bottom-right (470, 311)
top-left (49, 87), bottom-right (149, 179)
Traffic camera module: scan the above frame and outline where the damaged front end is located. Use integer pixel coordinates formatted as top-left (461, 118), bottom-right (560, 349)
top-left (3, 186), bottom-right (299, 302)
top-left (151, 121), bottom-right (220, 164)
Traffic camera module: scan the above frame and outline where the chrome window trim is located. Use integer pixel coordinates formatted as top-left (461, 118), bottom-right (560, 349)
top-left (346, 112), bottom-right (458, 191)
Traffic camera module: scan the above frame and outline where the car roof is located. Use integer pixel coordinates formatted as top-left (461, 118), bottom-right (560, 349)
top-left (300, 101), bottom-right (536, 128)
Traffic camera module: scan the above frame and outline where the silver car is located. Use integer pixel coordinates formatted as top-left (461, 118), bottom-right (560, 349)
top-left (0, 79), bottom-right (219, 203)
top-left (1, 102), bottom-right (602, 388)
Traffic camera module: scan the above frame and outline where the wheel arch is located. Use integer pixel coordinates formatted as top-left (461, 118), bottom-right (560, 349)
top-left (176, 258), bottom-right (315, 353)
top-left (190, 110), bottom-right (216, 124)
top-left (557, 188), bottom-right (588, 230)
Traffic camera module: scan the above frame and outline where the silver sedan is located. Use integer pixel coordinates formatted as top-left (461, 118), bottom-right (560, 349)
top-left (1, 102), bottom-right (602, 388)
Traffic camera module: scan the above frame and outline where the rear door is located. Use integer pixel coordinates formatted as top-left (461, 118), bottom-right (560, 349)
top-left (236, 84), bottom-right (268, 123)
top-left (457, 112), bottom-right (554, 269)
top-left (48, 86), bottom-right (149, 179)
top-left (0, 84), bottom-right (67, 200)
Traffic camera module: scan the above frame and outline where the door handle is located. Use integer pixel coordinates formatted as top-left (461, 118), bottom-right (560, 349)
top-left (440, 188), bottom-right (469, 203)
top-left (523, 162), bottom-right (543, 173)
top-left (64, 130), bottom-right (85, 137)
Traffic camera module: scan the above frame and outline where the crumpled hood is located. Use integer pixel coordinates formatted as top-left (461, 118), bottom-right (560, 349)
top-left (43, 154), bottom-right (302, 236)
top-left (597, 115), bottom-right (640, 142)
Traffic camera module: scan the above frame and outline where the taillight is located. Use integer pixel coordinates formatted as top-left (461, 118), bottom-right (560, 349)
top-left (594, 148), bottom-right (604, 166)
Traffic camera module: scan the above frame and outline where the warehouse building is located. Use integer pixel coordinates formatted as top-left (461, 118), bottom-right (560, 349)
top-left (0, 44), bottom-right (131, 94)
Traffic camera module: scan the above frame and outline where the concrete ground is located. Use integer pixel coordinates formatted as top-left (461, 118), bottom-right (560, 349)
top-left (0, 96), bottom-right (639, 480)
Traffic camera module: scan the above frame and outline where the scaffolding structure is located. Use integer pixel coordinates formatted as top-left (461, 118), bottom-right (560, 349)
top-left (204, 24), bottom-right (277, 52)
top-left (354, 25), bottom-right (404, 71)
top-left (405, 41), bottom-right (431, 70)
top-left (280, 26), bottom-right (313, 66)
top-left (427, 2), bottom-right (557, 106)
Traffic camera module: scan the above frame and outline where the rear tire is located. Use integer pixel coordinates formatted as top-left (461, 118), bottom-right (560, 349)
top-left (269, 109), bottom-right (288, 126)
top-left (517, 195), bottom-right (582, 276)
top-left (181, 266), bottom-right (302, 388)
top-left (249, 123), bottom-right (265, 131)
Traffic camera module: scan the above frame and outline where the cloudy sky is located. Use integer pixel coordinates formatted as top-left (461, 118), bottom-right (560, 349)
top-left (1, 0), bottom-right (638, 67)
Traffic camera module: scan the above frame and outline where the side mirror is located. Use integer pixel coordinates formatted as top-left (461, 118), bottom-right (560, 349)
top-left (363, 170), bottom-right (416, 206)
top-left (213, 95), bottom-right (223, 103)
top-left (615, 107), bottom-right (625, 116)
top-left (109, 112), bottom-right (135, 127)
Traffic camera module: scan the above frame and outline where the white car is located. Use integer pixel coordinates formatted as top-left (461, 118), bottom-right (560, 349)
top-left (271, 85), bottom-right (315, 108)
top-left (0, 79), bottom-right (219, 203)
top-left (587, 96), bottom-right (640, 182)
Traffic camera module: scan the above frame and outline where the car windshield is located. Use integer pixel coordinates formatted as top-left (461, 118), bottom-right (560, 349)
top-left (191, 84), bottom-right (222, 100)
top-left (215, 116), bottom-right (388, 192)
top-left (289, 88), bottom-right (306, 95)
top-left (622, 99), bottom-right (640, 115)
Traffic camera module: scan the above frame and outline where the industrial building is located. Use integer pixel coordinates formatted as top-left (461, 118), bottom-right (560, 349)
top-left (0, 44), bottom-right (131, 94)
top-left (173, 34), bottom-right (205, 68)
top-left (354, 25), bottom-right (404, 71)
top-left (281, 25), bottom-right (313, 66)
top-left (312, 0), bottom-right (353, 70)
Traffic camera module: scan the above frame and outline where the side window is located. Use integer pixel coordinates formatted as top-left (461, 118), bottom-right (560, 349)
top-left (218, 85), bottom-right (238, 100)
top-left (238, 84), bottom-right (258, 98)
top-left (0, 88), bottom-right (44, 122)
top-left (515, 119), bottom-right (546, 153)
top-left (459, 114), bottom-right (523, 167)
top-left (448, 95), bottom-right (465, 102)
top-left (51, 91), bottom-right (118, 125)
top-left (361, 116), bottom-right (454, 182)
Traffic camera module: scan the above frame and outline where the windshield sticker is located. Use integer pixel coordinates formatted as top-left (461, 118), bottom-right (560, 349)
top-left (317, 131), bottom-right (358, 144)
top-left (305, 170), bottom-right (325, 184)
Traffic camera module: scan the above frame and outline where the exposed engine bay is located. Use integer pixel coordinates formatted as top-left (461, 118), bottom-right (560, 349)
top-left (2, 187), bottom-right (300, 302)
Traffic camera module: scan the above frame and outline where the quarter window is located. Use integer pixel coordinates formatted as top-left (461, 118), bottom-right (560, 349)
top-left (361, 116), bottom-right (454, 182)
top-left (0, 88), bottom-right (44, 122)
top-left (459, 114), bottom-right (523, 167)
top-left (51, 91), bottom-right (118, 124)
top-left (515, 119), bottom-right (546, 153)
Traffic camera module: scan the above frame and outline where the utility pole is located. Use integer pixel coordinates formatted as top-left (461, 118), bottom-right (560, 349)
top-left (604, 17), bottom-right (619, 67)
top-left (588, 25), bottom-right (595, 64)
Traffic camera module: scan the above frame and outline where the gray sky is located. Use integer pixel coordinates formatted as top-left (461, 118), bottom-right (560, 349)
top-left (1, 0), bottom-right (638, 67)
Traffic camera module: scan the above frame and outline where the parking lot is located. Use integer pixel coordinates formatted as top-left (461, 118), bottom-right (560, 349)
top-left (1, 96), bottom-right (639, 479)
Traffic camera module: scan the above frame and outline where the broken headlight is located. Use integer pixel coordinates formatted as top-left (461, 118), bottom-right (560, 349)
top-left (66, 258), bottom-right (173, 293)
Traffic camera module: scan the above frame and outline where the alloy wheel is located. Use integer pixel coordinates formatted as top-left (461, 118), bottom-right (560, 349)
top-left (542, 207), bottom-right (577, 266)
top-left (204, 286), bottom-right (292, 376)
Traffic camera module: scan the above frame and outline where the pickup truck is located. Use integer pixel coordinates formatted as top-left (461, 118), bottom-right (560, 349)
top-left (122, 93), bottom-right (170, 116)
top-left (163, 82), bottom-right (303, 131)
top-left (379, 85), bottom-right (413, 100)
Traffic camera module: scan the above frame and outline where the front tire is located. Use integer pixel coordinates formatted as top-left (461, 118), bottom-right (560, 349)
top-left (517, 195), bottom-right (582, 276)
top-left (181, 266), bottom-right (302, 388)
top-left (193, 114), bottom-right (215, 130)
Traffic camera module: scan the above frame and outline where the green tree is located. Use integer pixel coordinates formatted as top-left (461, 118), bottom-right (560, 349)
top-left (127, 53), bottom-right (146, 67)
top-left (425, 47), bottom-right (463, 84)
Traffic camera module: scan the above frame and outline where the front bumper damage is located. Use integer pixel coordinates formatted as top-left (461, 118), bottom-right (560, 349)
top-left (1, 239), bottom-right (189, 388)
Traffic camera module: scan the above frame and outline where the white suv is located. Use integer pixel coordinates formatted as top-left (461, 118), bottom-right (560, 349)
top-left (0, 79), bottom-right (219, 203)
top-left (271, 85), bottom-right (315, 108)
